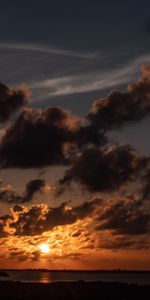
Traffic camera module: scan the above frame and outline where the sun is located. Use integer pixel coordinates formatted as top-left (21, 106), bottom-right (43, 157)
top-left (39, 243), bottom-right (50, 254)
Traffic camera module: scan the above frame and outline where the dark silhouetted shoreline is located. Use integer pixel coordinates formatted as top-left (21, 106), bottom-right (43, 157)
top-left (0, 280), bottom-right (150, 300)
top-left (2, 268), bottom-right (150, 272)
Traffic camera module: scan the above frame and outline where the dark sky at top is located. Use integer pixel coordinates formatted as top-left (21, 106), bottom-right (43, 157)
top-left (0, 0), bottom-right (150, 153)
top-left (0, 0), bottom-right (150, 50)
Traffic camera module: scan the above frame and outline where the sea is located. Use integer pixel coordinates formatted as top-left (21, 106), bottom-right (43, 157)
top-left (0, 270), bottom-right (150, 285)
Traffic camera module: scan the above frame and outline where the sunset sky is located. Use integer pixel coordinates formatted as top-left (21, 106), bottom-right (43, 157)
top-left (0, 0), bottom-right (150, 270)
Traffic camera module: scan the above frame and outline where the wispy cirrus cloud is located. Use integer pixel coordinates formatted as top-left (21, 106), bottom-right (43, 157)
top-left (1, 42), bottom-right (150, 106)
top-left (29, 53), bottom-right (150, 99)
top-left (0, 42), bottom-right (101, 59)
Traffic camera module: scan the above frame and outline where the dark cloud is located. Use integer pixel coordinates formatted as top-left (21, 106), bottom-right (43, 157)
top-left (87, 65), bottom-right (150, 131)
top-left (76, 123), bottom-right (107, 148)
top-left (0, 82), bottom-right (30, 122)
top-left (0, 107), bottom-right (79, 168)
top-left (71, 230), bottom-right (82, 238)
top-left (22, 179), bottom-right (46, 203)
top-left (99, 236), bottom-right (135, 250)
top-left (0, 185), bottom-right (21, 203)
top-left (13, 204), bottom-right (24, 212)
top-left (13, 199), bottom-right (100, 236)
top-left (73, 198), bottom-right (102, 218)
top-left (99, 235), bottom-right (150, 250)
top-left (9, 249), bottom-right (30, 261)
top-left (0, 66), bottom-right (149, 165)
top-left (0, 179), bottom-right (47, 204)
top-left (0, 66), bottom-right (150, 172)
top-left (59, 144), bottom-right (144, 192)
top-left (141, 169), bottom-right (150, 200)
top-left (0, 222), bottom-right (7, 237)
top-left (96, 197), bottom-right (150, 235)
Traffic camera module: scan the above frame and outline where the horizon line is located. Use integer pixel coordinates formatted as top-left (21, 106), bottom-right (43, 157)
top-left (1, 269), bottom-right (150, 272)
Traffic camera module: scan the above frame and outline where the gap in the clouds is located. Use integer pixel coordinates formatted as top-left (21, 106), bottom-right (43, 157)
top-left (109, 118), bottom-right (150, 156)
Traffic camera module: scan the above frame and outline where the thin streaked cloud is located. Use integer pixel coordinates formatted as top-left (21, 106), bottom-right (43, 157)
top-left (0, 43), bottom-right (101, 59)
top-left (29, 53), bottom-right (150, 99)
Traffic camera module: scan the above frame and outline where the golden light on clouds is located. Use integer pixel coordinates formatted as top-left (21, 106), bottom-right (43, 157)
top-left (0, 217), bottom-right (150, 270)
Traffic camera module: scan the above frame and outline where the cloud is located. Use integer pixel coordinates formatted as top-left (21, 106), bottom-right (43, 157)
top-left (96, 196), bottom-right (150, 235)
top-left (0, 82), bottom-right (30, 122)
top-left (98, 235), bottom-right (150, 250)
top-left (59, 144), bottom-right (145, 193)
top-left (1, 57), bottom-right (150, 259)
top-left (0, 196), bottom-right (150, 252)
top-left (0, 43), bottom-right (100, 59)
top-left (0, 198), bottom-right (101, 236)
top-left (0, 213), bottom-right (12, 237)
top-left (1, 66), bottom-right (150, 199)
top-left (0, 179), bottom-right (49, 204)
top-left (30, 66), bottom-right (130, 99)
top-left (87, 65), bottom-right (150, 131)
top-left (0, 184), bottom-right (21, 203)
top-left (22, 179), bottom-right (47, 203)
top-left (0, 65), bottom-right (150, 170)
top-left (30, 54), bottom-right (150, 98)
top-left (140, 167), bottom-right (150, 200)
top-left (0, 107), bottom-right (80, 168)
top-left (57, 65), bottom-right (150, 193)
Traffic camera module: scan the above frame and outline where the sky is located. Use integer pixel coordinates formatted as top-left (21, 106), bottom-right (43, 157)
top-left (0, 0), bottom-right (150, 270)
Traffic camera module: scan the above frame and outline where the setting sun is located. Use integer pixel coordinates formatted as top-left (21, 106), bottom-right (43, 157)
top-left (39, 243), bottom-right (50, 254)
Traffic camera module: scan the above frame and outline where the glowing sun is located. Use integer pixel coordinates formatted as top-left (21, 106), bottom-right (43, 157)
top-left (39, 243), bottom-right (50, 254)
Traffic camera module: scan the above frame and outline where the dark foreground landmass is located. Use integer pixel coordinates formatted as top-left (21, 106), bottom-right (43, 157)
top-left (0, 271), bottom-right (9, 277)
top-left (0, 281), bottom-right (150, 300)
top-left (3, 269), bottom-right (150, 272)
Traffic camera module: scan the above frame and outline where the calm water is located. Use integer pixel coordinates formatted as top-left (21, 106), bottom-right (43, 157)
top-left (1, 270), bottom-right (150, 285)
